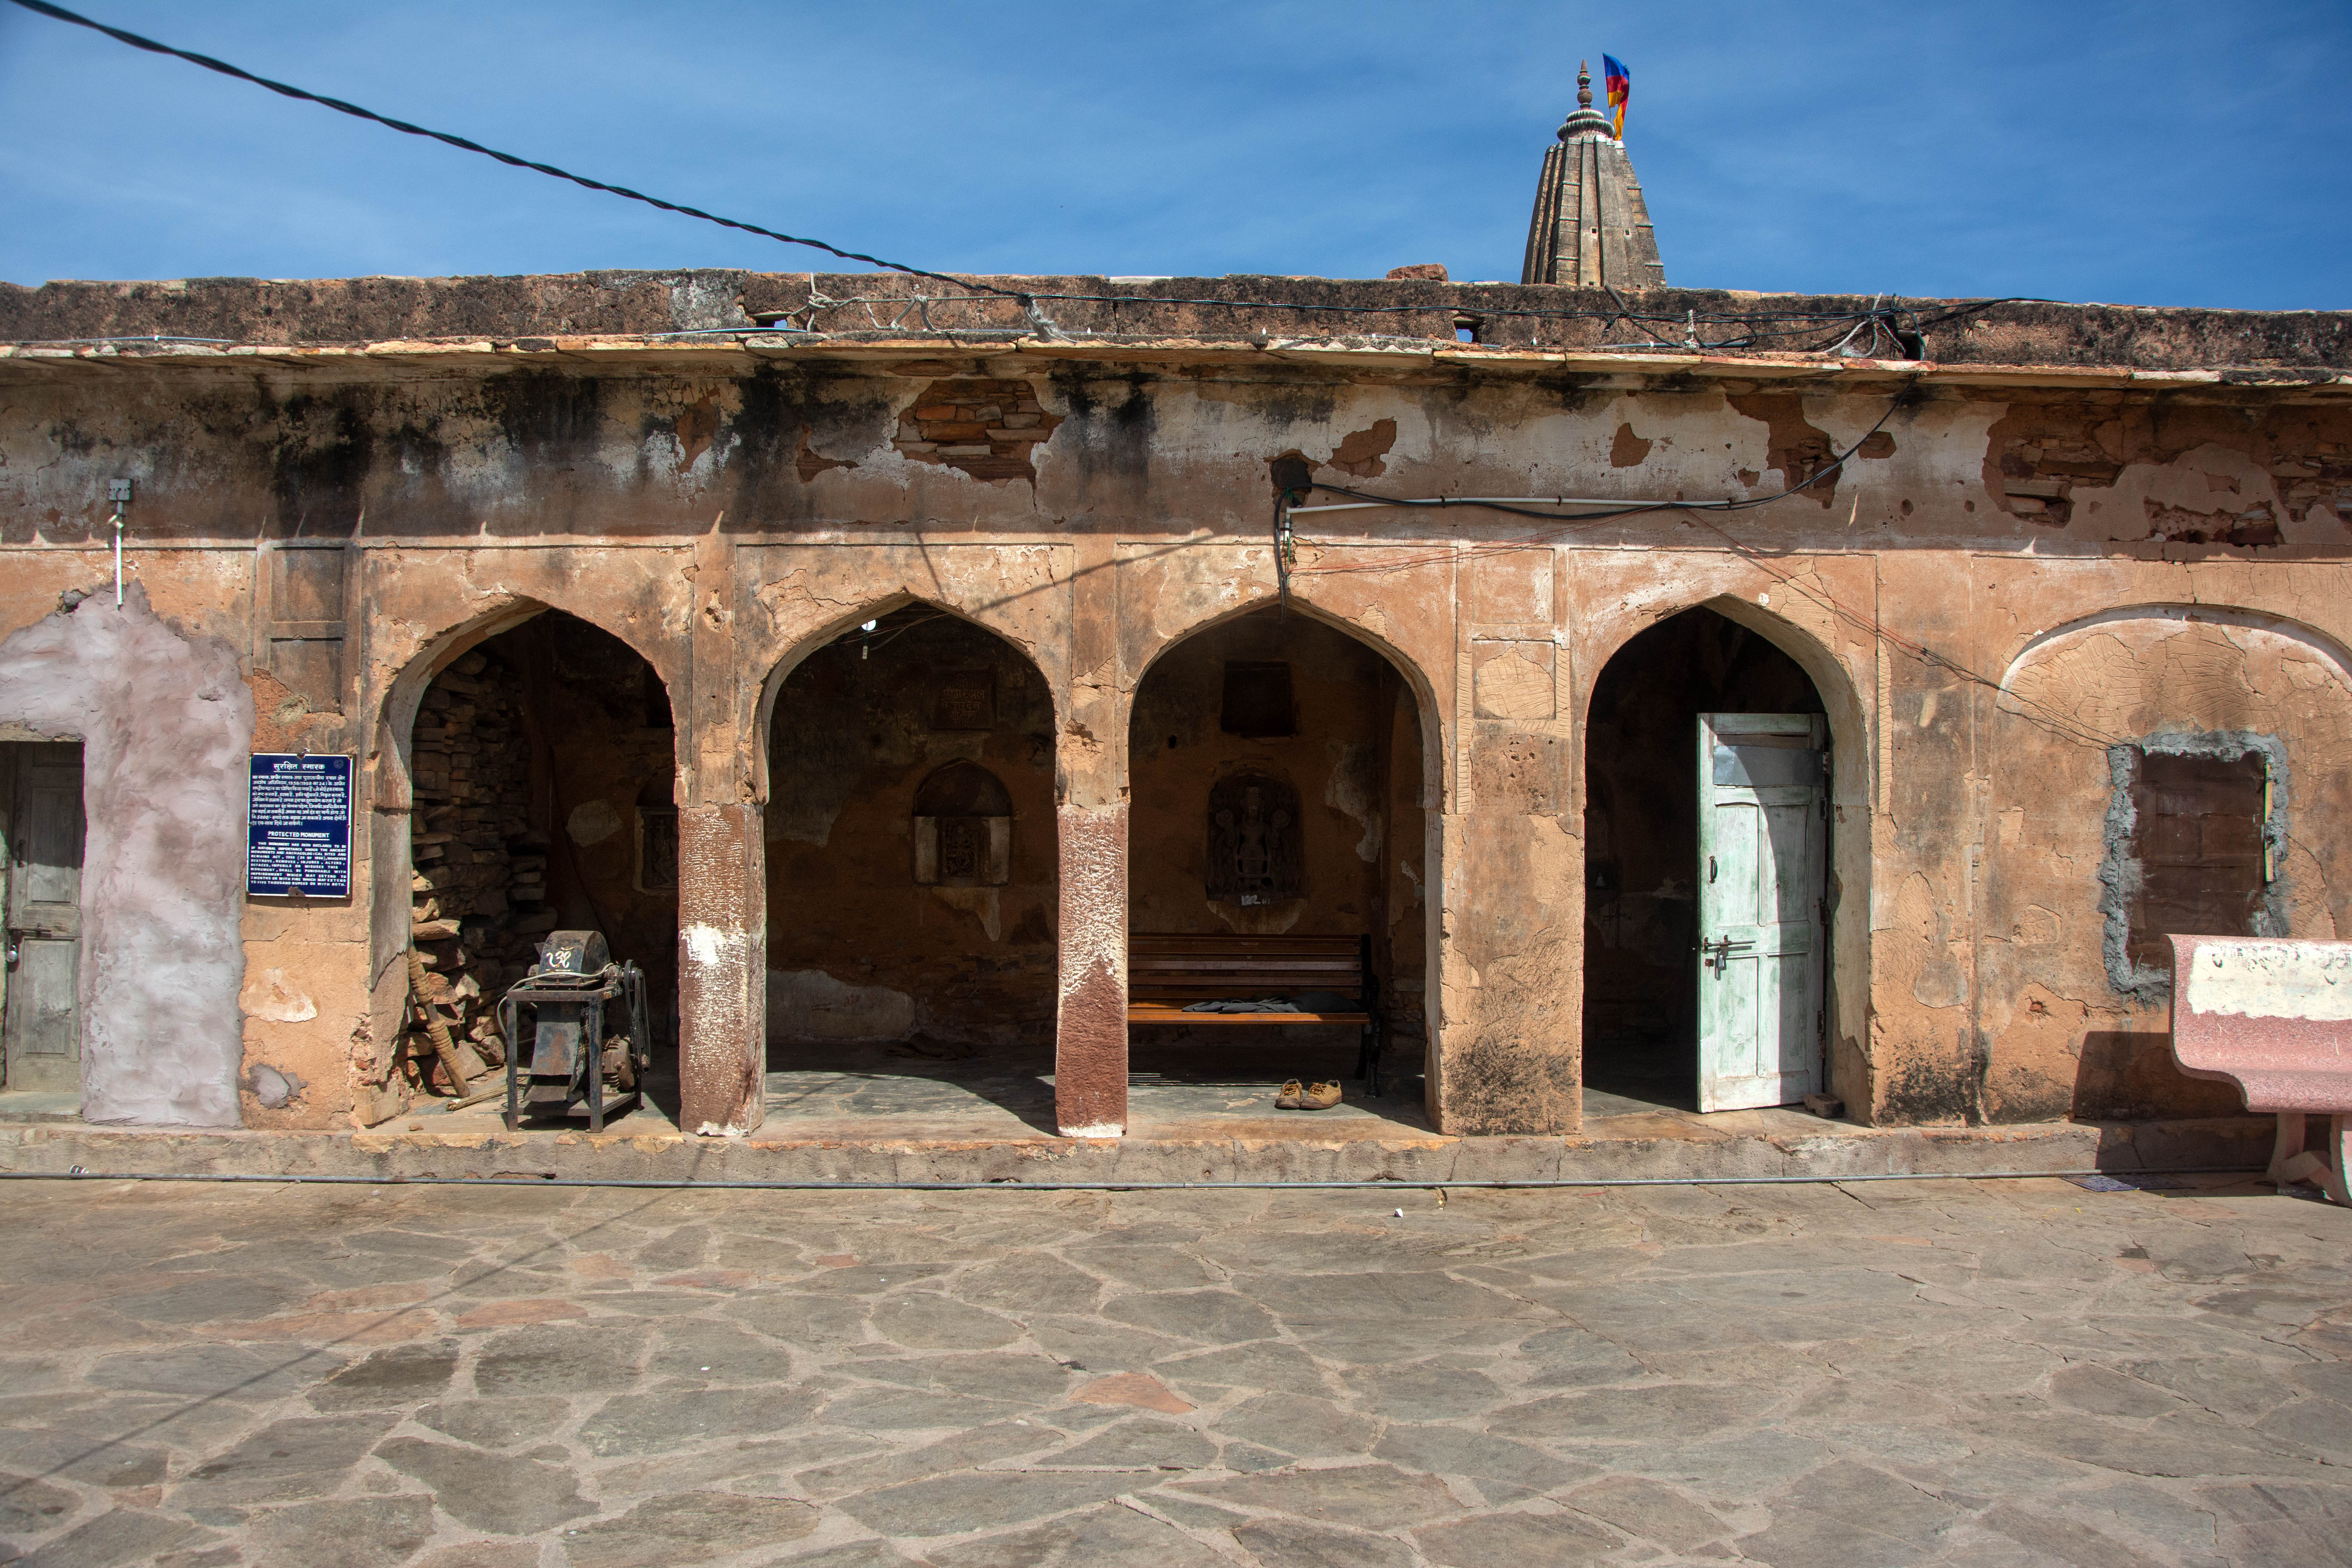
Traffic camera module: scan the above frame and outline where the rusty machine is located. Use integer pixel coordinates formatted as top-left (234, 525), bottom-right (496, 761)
top-left (499, 930), bottom-right (651, 1132)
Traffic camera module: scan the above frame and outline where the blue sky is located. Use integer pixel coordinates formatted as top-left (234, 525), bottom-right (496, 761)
top-left (2, 1), bottom-right (2347, 309)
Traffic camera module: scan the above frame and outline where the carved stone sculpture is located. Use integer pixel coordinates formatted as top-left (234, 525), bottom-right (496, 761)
top-left (1207, 773), bottom-right (1302, 905)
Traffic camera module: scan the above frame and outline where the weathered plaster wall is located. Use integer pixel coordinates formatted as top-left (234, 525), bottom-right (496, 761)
top-left (0, 586), bottom-right (252, 1125)
top-left (3, 330), bottom-right (2348, 1136)
top-left (1978, 602), bottom-right (2352, 1122)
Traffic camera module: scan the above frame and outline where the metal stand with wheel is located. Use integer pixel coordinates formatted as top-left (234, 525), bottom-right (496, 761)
top-left (498, 930), bottom-right (650, 1134)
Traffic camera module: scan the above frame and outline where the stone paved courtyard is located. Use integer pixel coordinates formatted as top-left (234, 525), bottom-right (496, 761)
top-left (0, 1173), bottom-right (2348, 1566)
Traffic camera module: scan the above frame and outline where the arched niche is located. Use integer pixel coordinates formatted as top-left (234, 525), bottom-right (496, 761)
top-left (1125, 601), bottom-right (1436, 1097)
top-left (750, 588), bottom-right (1061, 807)
top-left (1981, 602), bottom-right (2352, 1124)
top-left (913, 760), bottom-right (1013, 888)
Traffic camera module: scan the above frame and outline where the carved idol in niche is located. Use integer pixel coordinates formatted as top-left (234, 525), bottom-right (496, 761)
top-left (1207, 772), bottom-right (1303, 906)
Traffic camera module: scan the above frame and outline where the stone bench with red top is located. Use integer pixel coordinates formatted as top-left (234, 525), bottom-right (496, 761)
top-left (2167, 933), bottom-right (2352, 1203)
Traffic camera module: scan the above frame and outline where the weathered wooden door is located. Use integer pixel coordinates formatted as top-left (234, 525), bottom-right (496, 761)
top-left (3, 743), bottom-right (85, 1093)
top-left (1695, 714), bottom-right (1826, 1112)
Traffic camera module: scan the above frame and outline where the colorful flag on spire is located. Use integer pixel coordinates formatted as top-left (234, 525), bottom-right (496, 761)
top-left (1602, 54), bottom-right (1630, 138)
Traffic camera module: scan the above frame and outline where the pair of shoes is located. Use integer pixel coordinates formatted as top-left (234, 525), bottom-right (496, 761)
top-left (1274, 1080), bottom-right (1343, 1111)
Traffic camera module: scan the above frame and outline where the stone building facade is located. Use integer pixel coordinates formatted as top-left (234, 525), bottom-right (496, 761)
top-left (0, 270), bottom-right (2348, 1140)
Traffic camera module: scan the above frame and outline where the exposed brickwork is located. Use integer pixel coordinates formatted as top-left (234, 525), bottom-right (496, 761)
top-left (1725, 392), bottom-right (1842, 508)
top-left (892, 377), bottom-right (1063, 484)
top-left (1982, 399), bottom-right (2352, 537)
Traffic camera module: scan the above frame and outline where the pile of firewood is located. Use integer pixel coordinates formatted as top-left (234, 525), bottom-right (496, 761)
top-left (386, 648), bottom-right (559, 1105)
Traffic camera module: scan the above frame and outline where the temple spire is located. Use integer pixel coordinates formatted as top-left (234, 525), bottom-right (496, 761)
top-left (1520, 60), bottom-right (1666, 289)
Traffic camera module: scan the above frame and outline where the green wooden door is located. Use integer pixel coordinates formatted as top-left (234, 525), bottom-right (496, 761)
top-left (3, 742), bottom-right (85, 1094)
top-left (1696, 714), bottom-right (1826, 1112)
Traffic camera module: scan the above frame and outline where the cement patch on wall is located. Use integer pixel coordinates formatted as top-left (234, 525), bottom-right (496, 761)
top-left (0, 585), bottom-right (253, 1125)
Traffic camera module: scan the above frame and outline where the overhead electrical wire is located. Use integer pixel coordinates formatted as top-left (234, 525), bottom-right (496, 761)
top-left (3, 0), bottom-right (1021, 299)
top-left (5, 2), bottom-right (2061, 358)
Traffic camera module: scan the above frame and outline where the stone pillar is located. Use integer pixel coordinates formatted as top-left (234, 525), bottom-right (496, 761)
top-left (677, 803), bottom-right (765, 1135)
top-left (1053, 528), bottom-right (1127, 1136)
top-left (675, 524), bottom-right (764, 1136)
top-left (1055, 805), bottom-right (1127, 1136)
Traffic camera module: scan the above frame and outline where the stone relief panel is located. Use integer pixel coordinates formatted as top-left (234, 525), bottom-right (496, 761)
top-left (1206, 771), bottom-right (1303, 906)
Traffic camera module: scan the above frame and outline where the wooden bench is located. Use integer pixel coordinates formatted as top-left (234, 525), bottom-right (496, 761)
top-left (1128, 933), bottom-right (1384, 1093)
top-left (2168, 933), bottom-right (2352, 1204)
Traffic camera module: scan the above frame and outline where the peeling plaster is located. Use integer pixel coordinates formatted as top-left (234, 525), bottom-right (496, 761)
top-left (1324, 740), bottom-right (1382, 862)
top-left (238, 967), bottom-right (318, 1024)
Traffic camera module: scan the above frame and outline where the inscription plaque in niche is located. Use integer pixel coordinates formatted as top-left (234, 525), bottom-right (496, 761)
top-left (933, 670), bottom-right (996, 731)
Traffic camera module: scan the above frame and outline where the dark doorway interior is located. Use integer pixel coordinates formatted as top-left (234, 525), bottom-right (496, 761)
top-left (1127, 608), bottom-right (1429, 1103)
top-left (764, 607), bottom-right (1061, 1130)
top-left (398, 612), bottom-right (679, 1117)
top-left (1582, 608), bottom-right (1823, 1112)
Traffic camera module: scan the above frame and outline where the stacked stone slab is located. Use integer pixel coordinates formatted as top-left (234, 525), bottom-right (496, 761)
top-left (399, 648), bottom-right (557, 1093)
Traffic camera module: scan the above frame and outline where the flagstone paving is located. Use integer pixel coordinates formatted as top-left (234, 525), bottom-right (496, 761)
top-left (0, 1172), bottom-right (2347, 1565)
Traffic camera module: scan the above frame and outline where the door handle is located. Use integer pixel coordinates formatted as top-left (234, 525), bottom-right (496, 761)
top-left (1709, 855), bottom-right (1717, 884)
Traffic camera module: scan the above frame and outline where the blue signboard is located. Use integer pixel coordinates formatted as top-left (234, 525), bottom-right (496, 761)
top-left (247, 753), bottom-right (354, 898)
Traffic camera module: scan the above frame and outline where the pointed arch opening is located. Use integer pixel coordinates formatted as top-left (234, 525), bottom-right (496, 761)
top-left (1582, 605), bottom-right (1831, 1114)
top-left (1127, 603), bottom-right (1435, 1111)
top-left (764, 602), bottom-right (1060, 1109)
top-left (374, 607), bottom-right (679, 1126)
